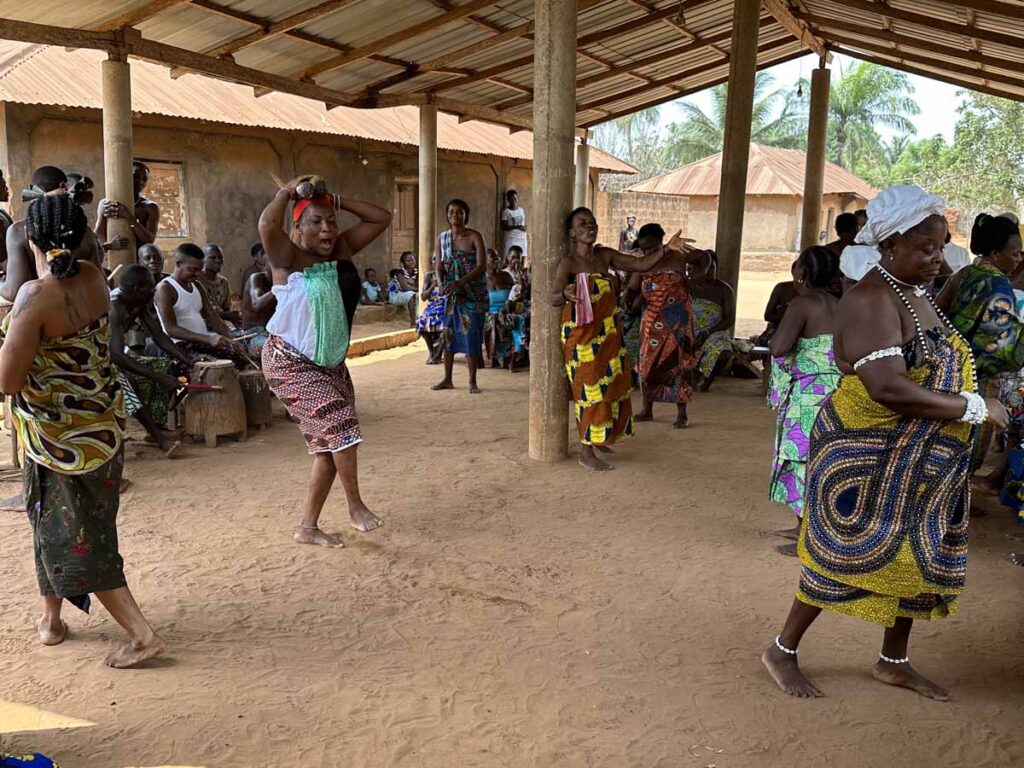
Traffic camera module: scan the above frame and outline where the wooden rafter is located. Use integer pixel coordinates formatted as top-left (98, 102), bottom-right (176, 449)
top-left (831, 44), bottom-right (1024, 102)
top-left (296, 0), bottom-right (504, 82)
top-left (623, 0), bottom-right (729, 59)
top-left (95, 0), bottom-right (192, 31)
top-left (580, 49), bottom-right (808, 128)
top-left (836, 0), bottom-right (1023, 49)
top-left (203, 0), bottom-right (361, 59)
top-left (762, 0), bottom-right (832, 61)
top-left (946, 0), bottom-right (1024, 19)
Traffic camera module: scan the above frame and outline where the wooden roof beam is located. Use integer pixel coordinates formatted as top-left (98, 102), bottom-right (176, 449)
top-left (838, 0), bottom-right (1023, 49)
top-left (831, 44), bottom-right (1024, 103)
top-left (95, 0), bottom-right (192, 31)
top-left (762, 0), bottom-right (832, 62)
top-left (946, 0), bottom-right (1024, 20)
top-left (203, 0), bottom-right (361, 58)
top-left (623, 0), bottom-right (729, 58)
top-left (580, 49), bottom-right (807, 128)
top-left (296, 0), bottom-right (504, 81)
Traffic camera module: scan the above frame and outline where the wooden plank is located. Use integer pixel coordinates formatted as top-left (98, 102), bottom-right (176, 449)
top-left (95, 0), bottom-right (191, 31)
top-left (0, 18), bottom-right (117, 49)
top-left (203, 0), bottom-right (361, 58)
top-left (762, 0), bottom-right (833, 61)
top-left (297, 0), bottom-right (505, 81)
top-left (838, 0), bottom-right (1024, 49)
top-left (947, 0), bottom-right (1024, 19)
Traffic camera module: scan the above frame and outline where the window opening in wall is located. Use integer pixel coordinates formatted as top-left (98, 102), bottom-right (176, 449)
top-left (140, 160), bottom-right (188, 238)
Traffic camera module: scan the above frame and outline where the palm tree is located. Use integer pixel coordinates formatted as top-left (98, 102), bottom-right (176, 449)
top-left (828, 62), bottom-right (919, 169)
top-left (661, 72), bottom-right (806, 166)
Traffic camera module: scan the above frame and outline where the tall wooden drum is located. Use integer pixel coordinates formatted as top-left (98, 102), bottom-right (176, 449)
top-left (185, 360), bottom-right (247, 447)
top-left (238, 369), bottom-right (273, 430)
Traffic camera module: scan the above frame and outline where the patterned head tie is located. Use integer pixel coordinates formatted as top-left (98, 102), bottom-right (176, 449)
top-left (840, 185), bottom-right (946, 281)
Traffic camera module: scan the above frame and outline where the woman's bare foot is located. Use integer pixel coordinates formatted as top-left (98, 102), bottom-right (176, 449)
top-left (872, 660), bottom-right (949, 701)
top-left (431, 380), bottom-right (454, 391)
top-left (769, 523), bottom-right (802, 541)
top-left (579, 447), bottom-right (613, 472)
top-left (672, 416), bottom-right (689, 429)
top-left (469, 384), bottom-right (481, 394)
top-left (594, 445), bottom-right (613, 454)
top-left (293, 525), bottom-right (343, 548)
top-left (762, 644), bottom-right (823, 698)
top-left (37, 618), bottom-right (68, 646)
top-left (1, 493), bottom-right (26, 512)
top-left (634, 411), bottom-right (653, 422)
top-left (349, 504), bottom-right (384, 532)
top-left (104, 633), bottom-right (166, 669)
top-left (776, 543), bottom-right (798, 557)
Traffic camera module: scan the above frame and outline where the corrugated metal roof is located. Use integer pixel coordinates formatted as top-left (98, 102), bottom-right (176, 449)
top-left (0, 0), bottom-right (1020, 131)
top-left (627, 145), bottom-right (877, 198)
top-left (0, 42), bottom-right (635, 173)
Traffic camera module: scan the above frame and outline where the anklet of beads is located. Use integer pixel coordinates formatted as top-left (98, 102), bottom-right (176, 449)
top-left (775, 636), bottom-right (798, 656)
top-left (879, 653), bottom-right (909, 664)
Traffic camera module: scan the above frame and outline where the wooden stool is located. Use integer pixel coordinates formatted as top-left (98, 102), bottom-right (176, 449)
top-left (185, 360), bottom-right (247, 447)
top-left (238, 369), bottom-right (273, 430)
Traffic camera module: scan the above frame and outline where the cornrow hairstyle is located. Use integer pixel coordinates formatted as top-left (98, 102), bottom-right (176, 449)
top-left (970, 213), bottom-right (1021, 256)
top-left (446, 198), bottom-right (471, 222)
top-left (25, 194), bottom-right (87, 280)
top-left (798, 246), bottom-right (840, 289)
top-left (565, 206), bottom-right (592, 233)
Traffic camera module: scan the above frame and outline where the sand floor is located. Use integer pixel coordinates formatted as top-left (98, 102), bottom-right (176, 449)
top-left (2, 341), bottom-right (1023, 767)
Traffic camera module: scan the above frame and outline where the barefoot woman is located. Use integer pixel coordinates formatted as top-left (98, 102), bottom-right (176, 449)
top-left (1, 194), bottom-right (163, 667)
top-left (763, 186), bottom-right (1009, 700)
top-left (259, 178), bottom-right (391, 546)
top-left (553, 208), bottom-right (686, 471)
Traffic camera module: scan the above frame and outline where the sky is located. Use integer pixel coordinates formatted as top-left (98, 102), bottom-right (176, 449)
top-left (655, 52), bottom-right (964, 143)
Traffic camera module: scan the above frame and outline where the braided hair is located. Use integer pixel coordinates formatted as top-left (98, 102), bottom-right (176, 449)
top-left (797, 246), bottom-right (840, 289)
top-left (25, 193), bottom-right (87, 280)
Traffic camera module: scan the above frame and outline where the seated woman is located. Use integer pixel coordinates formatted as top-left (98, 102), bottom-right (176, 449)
top-left (416, 270), bottom-right (445, 365)
top-left (766, 247), bottom-right (842, 555)
top-left (388, 251), bottom-right (419, 326)
top-left (689, 250), bottom-right (737, 391)
top-left (484, 249), bottom-right (515, 369)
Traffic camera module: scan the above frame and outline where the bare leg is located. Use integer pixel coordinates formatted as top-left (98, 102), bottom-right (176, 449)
top-left (673, 403), bottom-right (688, 428)
top-left (762, 598), bottom-right (825, 697)
top-left (93, 586), bottom-right (165, 668)
top-left (432, 350), bottom-right (455, 390)
top-left (468, 354), bottom-right (481, 394)
top-left (331, 446), bottom-right (382, 532)
top-left (635, 398), bottom-right (654, 422)
top-left (38, 595), bottom-right (67, 646)
top-left (770, 520), bottom-right (802, 540)
top-left (579, 444), bottom-right (612, 471)
top-left (133, 407), bottom-right (172, 452)
top-left (294, 452), bottom-right (342, 547)
top-left (407, 300), bottom-right (416, 327)
top-left (872, 617), bottom-right (949, 700)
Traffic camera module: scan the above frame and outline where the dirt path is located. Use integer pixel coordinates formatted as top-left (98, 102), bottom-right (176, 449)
top-left (2, 343), bottom-right (1022, 767)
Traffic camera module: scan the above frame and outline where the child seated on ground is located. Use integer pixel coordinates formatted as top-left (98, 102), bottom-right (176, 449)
top-left (361, 267), bottom-right (386, 305)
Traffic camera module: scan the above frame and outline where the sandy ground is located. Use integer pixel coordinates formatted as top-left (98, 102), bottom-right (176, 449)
top-left (1, 338), bottom-right (1023, 768)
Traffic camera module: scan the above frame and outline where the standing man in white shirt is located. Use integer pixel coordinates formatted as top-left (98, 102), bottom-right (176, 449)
top-left (500, 189), bottom-right (528, 265)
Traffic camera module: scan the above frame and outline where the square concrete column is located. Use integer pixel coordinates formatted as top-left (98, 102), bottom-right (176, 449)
top-left (713, 0), bottom-right (760, 299)
top-left (529, 0), bottom-right (577, 463)
top-left (800, 64), bottom-right (831, 251)
top-left (417, 104), bottom-right (438, 281)
top-left (101, 53), bottom-right (136, 268)
top-left (574, 139), bottom-right (591, 209)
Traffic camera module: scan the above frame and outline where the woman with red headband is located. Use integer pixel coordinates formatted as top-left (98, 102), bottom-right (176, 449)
top-left (258, 177), bottom-right (391, 548)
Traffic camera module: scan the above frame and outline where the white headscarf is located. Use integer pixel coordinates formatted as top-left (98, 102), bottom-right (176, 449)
top-left (839, 185), bottom-right (946, 281)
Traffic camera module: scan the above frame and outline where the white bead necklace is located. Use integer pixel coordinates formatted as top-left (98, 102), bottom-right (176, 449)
top-left (877, 263), bottom-right (927, 298)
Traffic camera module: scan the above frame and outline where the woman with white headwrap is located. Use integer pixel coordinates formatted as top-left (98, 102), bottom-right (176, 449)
top-left (763, 186), bottom-right (1008, 701)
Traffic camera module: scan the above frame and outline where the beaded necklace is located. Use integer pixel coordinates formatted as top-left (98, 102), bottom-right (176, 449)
top-left (874, 263), bottom-right (977, 390)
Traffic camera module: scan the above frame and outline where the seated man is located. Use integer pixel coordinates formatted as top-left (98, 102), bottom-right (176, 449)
top-left (239, 241), bottom-right (266, 296)
top-left (155, 243), bottom-right (241, 360)
top-left (196, 243), bottom-right (241, 325)
top-left (111, 265), bottom-right (194, 456)
top-left (824, 212), bottom-right (858, 256)
top-left (240, 254), bottom-right (277, 359)
top-left (360, 267), bottom-right (386, 305)
top-left (138, 243), bottom-right (170, 286)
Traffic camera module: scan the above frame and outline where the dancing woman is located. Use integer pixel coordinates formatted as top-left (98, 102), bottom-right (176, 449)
top-left (258, 177), bottom-right (391, 547)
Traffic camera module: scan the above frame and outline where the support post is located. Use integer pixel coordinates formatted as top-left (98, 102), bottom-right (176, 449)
top-left (713, 0), bottom-right (759, 299)
top-left (101, 53), bottom-right (136, 268)
top-left (800, 62), bottom-right (831, 251)
top-left (417, 104), bottom-right (438, 282)
top-left (574, 139), bottom-right (591, 209)
top-left (528, 0), bottom-right (576, 463)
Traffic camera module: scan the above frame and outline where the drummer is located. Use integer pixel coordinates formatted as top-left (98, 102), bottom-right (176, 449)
top-left (154, 243), bottom-right (246, 362)
top-left (258, 176), bottom-right (390, 546)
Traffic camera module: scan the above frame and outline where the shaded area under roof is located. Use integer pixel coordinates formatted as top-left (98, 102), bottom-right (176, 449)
top-left (0, 1), bottom-right (1020, 133)
top-left (628, 145), bottom-right (877, 199)
top-left (0, 41), bottom-right (635, 173)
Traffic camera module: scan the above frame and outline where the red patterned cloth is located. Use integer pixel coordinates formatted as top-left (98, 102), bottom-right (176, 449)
top-left (262, 334), bottom-right (362, 453)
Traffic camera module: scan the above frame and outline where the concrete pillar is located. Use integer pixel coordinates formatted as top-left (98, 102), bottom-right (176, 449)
top-left (800, 64), bottom-right (831, 251)
top-left (101, 54), bottom-right (136, 268)
top-left (529, 0), bottom-right (576, 463)
top-left (713, 0), bottom-right (760, 297)
top-left (417, 104), bottom-right (438, 281)
top-left (574, 139), bottom-right (591, 209)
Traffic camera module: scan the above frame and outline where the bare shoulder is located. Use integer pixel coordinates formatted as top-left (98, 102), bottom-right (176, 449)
top-left (838, 278), bottom-right (897, 323)
top-left (11, 278), bottom-right (49, 319)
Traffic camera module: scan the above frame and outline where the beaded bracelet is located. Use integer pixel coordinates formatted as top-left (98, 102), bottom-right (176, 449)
top-left (853, 346), bottom-right (902, 371)
top-left (958, 391), bottom-right (988, 425)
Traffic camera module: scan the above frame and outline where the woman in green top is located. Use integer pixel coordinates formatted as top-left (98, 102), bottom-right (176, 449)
top-left (0, 194), bottom-right (164, 668)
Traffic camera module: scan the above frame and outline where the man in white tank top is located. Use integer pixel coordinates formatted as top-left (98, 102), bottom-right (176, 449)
top-left (155, 243), bottom-right (239, 356)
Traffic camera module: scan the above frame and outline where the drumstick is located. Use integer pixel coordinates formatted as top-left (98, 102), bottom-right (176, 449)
top-left (269, 172), bottom-right (286, 190)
